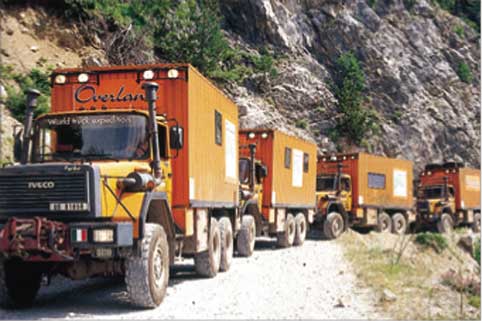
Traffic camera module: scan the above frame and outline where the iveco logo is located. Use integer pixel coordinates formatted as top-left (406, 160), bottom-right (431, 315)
top-left (27, 181), bottom-right (55, 189)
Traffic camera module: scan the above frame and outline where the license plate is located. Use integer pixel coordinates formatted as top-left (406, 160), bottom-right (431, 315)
top-left (49, 202), bottom-right (88, 211)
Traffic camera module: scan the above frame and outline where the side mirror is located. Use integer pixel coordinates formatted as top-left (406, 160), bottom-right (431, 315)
top-left (13, 129), bottom-right (23, 163)
top-left (169, 125), bottom-right (184, 150)
top-left (256, 164), bottom-right (268, 180)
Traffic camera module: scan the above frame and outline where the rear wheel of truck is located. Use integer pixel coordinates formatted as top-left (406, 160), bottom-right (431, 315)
top-left (277, 213), bottom-right (296, 248)
top-left (323, 212), bottom-right (344, 240)
top-left (125, 223), bottom-right (169, 308)
top-left (436, 213), bottom-right (453, 234)
top-left (472, 213), bottom-right (481, 233)
top-left (293, 213), bottom-right (307, 246)
top-left (0, 259), bottom-right (42, 308)
top-left (391, 213), bottom-right (407, 235)
top-left (376, 212), bottom-right (392, 233)
top-left (218, 217), bottom-right (233, 272)
top-left (195, 218), bottom-right (221, 278)
top-left (236, 215), bottom-right (256, 257)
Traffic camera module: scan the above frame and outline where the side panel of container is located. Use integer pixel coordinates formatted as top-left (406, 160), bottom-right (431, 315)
top-left (271, 131), bottom-right (317, 208)
top-left (187, 67), bottom-right (239, 209)
top-left (357, 153), bottom-right (413, 210)
top-left (458, 168), bottom-right (480, 210)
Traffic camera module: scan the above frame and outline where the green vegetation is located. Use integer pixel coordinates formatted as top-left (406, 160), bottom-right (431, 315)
top-left (457, 62), bottom-right (473, 83)
top-left (432, 0), bottom-right (480, 32)
top-left (403, 0), bottom-right (417, 10)
top-left (474, 237), bottom-right (480, 265)
top-left (331, 52), bottom-right (379, 145)
top-left (1, 65), bottom-right (51, 121)
top-left (469, 295), bottom-right (481, 308)
top-left (62, 0), bottom-right (277, 83)
top-left (453, 24), bottom-right (465, 37)
top-left (295, 118), bottom-right (308, 129)
top-left (414, 232), bottom-right (448, 253)
top-left (368, 0), bottom-right (377, 9)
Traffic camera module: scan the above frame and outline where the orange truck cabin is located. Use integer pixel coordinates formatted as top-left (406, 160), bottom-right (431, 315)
top-left (238, 129), bottom-right (317, 250)
top-left (316, 153), bottom-right (414, 238)
top-left (417, 162), bottom-right (480, 232)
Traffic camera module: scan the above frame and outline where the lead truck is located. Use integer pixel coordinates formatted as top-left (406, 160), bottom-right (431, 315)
top-left (0, 64), bottom-right (243, 308)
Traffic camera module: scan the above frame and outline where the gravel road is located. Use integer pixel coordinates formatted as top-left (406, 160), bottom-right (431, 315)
top-left (0, 236), bottom-right (382, 320)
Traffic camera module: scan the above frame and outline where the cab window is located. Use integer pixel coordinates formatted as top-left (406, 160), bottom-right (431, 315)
top-left (341, 177), bottom-right (351, 192)
top-left (239, 158), bottom-right (250, 184)
top-left (158, 124), bottom-right (168, 159)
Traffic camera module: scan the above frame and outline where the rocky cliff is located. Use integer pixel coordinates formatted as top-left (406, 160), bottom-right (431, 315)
top-left (220, 0), bottom-right (480, 171)
top-left (0, 1), bottom-right (480, 171)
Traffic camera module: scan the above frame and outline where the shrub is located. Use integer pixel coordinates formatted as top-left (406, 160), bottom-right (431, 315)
top-left (453, 25), bottom-right (465, 37)
top-left (432, 0), bottom-right (480, 32)
top-left (457, 62), bottom-right (473, 83)
top-left (474, 237), bottom-right (480, 265)
top-left (415, 232), bottom-right (448, 253)
top-left (441, 268), bottom-right (480, 296)
top-left (331, 52), bottom-right (379, 145)
top-left (295, 119), bottom-right (308, 129)
top-left (4, 68), bottom-right (51, 122)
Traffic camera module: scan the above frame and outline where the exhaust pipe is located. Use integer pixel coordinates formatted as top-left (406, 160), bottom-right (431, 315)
top-left (21, 89), bottom-right (41, 164)
top-left (248, 143), bottom-right (256, 192)
top-left (142, 82), bottom-right (162, 179)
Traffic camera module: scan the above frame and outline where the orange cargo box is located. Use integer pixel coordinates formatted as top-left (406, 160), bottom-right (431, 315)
top-left (50, 64), bottom-right (239, 231)
top-left (420, 165), bottom-right (480, 210)
top-left (318, 153), bottom-right (414, 210)
top-left (239, 129), bottom-right (317, 216)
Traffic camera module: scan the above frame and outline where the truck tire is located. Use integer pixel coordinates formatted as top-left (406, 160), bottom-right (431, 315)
top-left (436, 213), bottom-right (453, 234)
top-left (236, 215), bottom-right (256, 257)
top-left (293, 212), bottom-right (307, 246)
top-left (277, 213), bottom-right (295, 248)
top-left (472, 213), bottom-right (481, 233)
top-left (0, 259), bottom-right (42, 308)
top-left (218, 217), bottom-right (233, 272)
top-left (125, 223), bottom-right (169, 308)
top-left (195, 218), bottom-right (221, 278)
top-left (323, 212), bottom-right (344, 240)
top-left (376, 212), bottom-right (392, 233)
top-left (391, 213), bottom-right (407, 235)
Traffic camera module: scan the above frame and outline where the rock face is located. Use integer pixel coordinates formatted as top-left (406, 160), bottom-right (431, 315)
top-left (220, 0), bottom-right (481, 171)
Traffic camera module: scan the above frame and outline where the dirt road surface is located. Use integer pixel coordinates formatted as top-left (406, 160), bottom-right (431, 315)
top-left (0, 237), bottom-right (382, 320)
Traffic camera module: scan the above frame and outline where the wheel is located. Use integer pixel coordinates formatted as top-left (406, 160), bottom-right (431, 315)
top-left (0, 259), bottom-right (42, 308)
top-left (436, 213), bottom-right (453, 234)
top-left (236, 215), bottom-right (256, 257)
top-left (376, 212), bottom-right (392, 233)
top-left (323, 212), bottom-right (344, 239)
top-left (472, 213), bottom-right (481, 233)
top-left (218, 217), bottom-right (233, 272)
top-left (125, 223), bottom-right (169, 308)
top-left (391, 213), bottom-right (407, 235)
top-left (195, 218), bottom-right (221, 277)
top-left (293, 212), bottom-right (307, 246)
top-left (277, 213), bottom-right (295, 248)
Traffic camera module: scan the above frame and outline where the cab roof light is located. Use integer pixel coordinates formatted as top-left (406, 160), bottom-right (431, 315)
top-left (143, 70), bottom-right (154, 80)
top-left (248, 132), bottom-right (255, 139)
top-left (261, 132), bottom-right (268, 139)
top-left (78, 73), bottom-right (89, 83)
top-left (167, 69), bottom-right (179, 79)
top-left (54, 74), bottom-right (66, 84)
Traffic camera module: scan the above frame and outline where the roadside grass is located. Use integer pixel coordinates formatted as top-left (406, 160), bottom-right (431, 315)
top-left (338, 230), bottom-right (481, 320)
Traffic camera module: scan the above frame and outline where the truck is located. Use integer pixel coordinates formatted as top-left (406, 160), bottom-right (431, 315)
top-left (315, 153), bottom-right (414, 239)
top-left (237, 129), bottom-right (317, 255)
top-left (0, 64), bottom-right (243, 308)
top-left (416, 162), bottom-right (480, 233)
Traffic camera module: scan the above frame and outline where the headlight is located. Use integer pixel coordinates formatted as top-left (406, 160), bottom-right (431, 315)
top-left (78, 73), bottom-right (89, 83)
top-left (93, 229), bottom-right (114, 243)
top-left (54, 74), bottom-right (66, 84)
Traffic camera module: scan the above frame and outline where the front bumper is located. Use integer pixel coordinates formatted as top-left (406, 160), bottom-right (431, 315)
top-left (0, 217), bottom-right (133, 262)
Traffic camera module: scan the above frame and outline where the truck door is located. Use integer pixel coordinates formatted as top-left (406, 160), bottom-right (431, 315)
top-left (340, 177), bottom-right (352, 211)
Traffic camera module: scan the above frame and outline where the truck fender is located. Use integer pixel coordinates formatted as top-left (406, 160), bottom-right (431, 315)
top-left (241, 198), bottom-right (259, 216)
top-left (138, 192), bottom-right (178, 262)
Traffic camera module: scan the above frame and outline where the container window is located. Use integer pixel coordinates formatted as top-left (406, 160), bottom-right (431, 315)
top-left (215, 110), bottom-right (222, 146)
top-left (284, 147), bottom-right (291, 169)
top-left (303, 153), bottom-right (309, 172)
top-left (368, 173), bottom-right (385, 189)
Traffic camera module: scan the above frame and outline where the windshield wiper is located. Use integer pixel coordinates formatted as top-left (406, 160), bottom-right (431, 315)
top-left (71, 153), bottom-right (120, 162)
top-left (35, 153), bottom-right (75, 163)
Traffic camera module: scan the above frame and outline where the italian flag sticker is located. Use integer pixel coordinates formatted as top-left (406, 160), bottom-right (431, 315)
top-left (72, 228), bottom-right (88, 242)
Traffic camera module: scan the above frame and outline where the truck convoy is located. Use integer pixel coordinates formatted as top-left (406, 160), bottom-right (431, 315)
top-left (237, 129), bottom-right (316, 254)
top-left (0, 64), bottom-right (243, 308)
top-left (416, 162), bottom-right (481, 233)
top-left (315, 153), bottom-right (414, 239)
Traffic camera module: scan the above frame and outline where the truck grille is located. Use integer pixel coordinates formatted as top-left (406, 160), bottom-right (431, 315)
top-left (417, 200), bottom-right (429, 212)
top-left (0, 173), bottom-right (89, 214)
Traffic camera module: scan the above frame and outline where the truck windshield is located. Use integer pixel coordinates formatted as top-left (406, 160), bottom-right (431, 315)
top-left (32, 113), bottom-right (150, 162)
top-left (317, 176), bottom-right (336, 191)
top-left (422, 185), bottom-right (454, 199)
